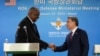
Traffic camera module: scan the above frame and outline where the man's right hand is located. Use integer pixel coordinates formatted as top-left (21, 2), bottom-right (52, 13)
top-left (49, 43), bottom-right (56, 51)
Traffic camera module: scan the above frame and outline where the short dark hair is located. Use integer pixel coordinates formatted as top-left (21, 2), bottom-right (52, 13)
top-left (68, 16), bottom-right (79, 26)
top-left (29, 7), bottom-right (39, 11)
top-left (28, 7), bottom-right (40, 15)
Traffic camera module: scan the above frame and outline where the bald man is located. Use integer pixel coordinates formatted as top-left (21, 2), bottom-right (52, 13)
top-left (13, 7), bottom-right (52, 56)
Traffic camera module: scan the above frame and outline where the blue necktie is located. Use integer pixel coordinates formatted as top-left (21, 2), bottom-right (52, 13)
top-left (33, 23), bottom-right (40, 38)
top-left (33, 23), bottom-right (38, 34)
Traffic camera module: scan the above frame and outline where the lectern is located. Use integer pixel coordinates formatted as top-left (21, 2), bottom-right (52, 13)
top-left (94, 45), bottom-right (100, 56)
top-left (4, 43), bottom-right (39, 56)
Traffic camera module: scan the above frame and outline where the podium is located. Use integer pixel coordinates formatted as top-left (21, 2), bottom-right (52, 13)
top-left (4, 43), bottom-right (39, 56)
top-left (94, 45), bottom-right (100, 56)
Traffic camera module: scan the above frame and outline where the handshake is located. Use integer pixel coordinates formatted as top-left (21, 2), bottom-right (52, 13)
top-left (48, 43), bottom-right (56, 51)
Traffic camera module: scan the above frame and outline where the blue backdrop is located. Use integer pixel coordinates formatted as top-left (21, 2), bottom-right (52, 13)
top-left (0, 0), bottom-right (100, 56)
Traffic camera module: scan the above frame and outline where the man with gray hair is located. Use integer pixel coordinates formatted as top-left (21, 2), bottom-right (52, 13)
top-left (13, 7), bottom-right (52, 56)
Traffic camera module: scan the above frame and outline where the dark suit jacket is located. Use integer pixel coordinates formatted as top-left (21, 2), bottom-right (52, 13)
top-left (13, 17), bottom-right (48, 56)
top-left (54, 28), bottom-right (89, 56)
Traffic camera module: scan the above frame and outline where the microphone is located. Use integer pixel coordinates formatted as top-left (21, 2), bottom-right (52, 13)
top-left (15, 26), bottom-right (20, 38)
top-left (17, 26), bottom-right (20, 29)
top-left (23, 26), bottom-right (27, 33)
top-left (23, 26), bottom-right (28, 42)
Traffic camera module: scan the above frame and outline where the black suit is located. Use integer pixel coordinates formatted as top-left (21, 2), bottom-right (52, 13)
top-left (54, 28), bottom-right (89, 56)
top-left (13, 17), bottom-right (48, 56)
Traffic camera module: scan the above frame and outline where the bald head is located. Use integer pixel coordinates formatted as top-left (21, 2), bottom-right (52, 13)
top-left (28, 7), bottom-right (40, 22)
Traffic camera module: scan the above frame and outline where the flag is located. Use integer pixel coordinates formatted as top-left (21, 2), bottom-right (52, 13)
top-left (5, 0), bottom-right (16, 6)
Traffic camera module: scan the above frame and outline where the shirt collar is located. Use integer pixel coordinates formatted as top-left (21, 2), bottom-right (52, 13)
top-left (27, 16), bottom-right (34, 24)
top-left (72, 27), bottom-right (78, 34)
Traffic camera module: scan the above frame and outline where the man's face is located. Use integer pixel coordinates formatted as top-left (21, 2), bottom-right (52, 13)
top-left (31, 10), bottom-right (40, 22)
top-left (66, 18), bottom-right (76, 30)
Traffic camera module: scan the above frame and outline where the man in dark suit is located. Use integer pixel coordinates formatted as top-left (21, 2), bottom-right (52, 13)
top-left (13, 7), bottom-right (52, 56)
top-left (50, 17), bottom-right (89, 56)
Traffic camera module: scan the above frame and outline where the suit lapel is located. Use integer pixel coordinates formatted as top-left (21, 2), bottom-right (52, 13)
top-left (71, 28), bottom-right (79, 42)
top-left (26, 17), bottom-right (40, 38)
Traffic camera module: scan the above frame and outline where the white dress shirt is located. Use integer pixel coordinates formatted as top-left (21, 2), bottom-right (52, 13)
top-left (27, 16), bottom-right (33, 24)
top-left (71, 27), bottom-right (78, 36)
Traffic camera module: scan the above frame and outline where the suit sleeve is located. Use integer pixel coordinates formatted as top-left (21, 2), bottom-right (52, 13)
top-left (27, 26), bottom-right (49, 50)
top-left (40, 40), bottom-right (49, 50)
top-left (15, 26), bottom-right (48, 50)
top-left (54, 38), bottom-right (68, 52)
top-left (80, 31), bottom-right (89, 56)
